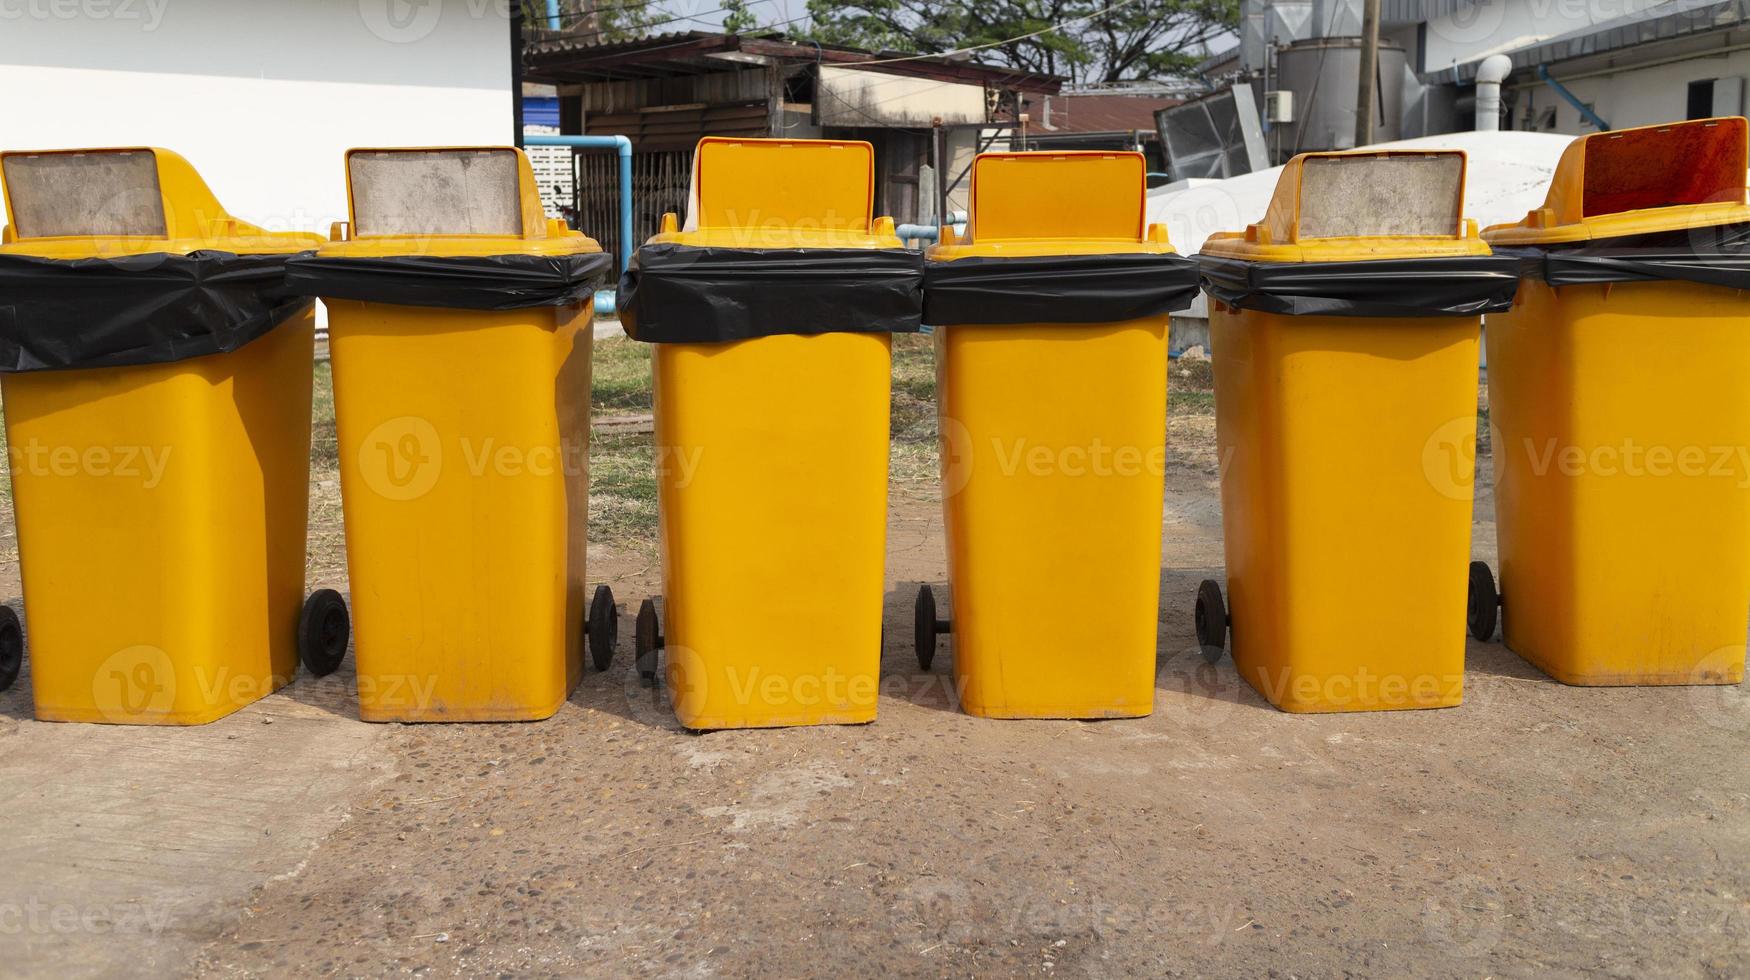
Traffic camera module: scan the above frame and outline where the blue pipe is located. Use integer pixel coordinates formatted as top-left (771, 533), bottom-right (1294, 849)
top-left (896, 223), bottom-right (938, 243)
top-left (544, 0), bottom-right (560, 30)
top-left (522, 134), bottom-right (633, 273)
top-left (523, 133), bottom-right (635, 316)
top-left (1537, 64), bottom-right (1609, 132)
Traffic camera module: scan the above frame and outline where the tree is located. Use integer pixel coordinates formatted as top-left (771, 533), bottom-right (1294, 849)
top-left (721, 0), bottom-right (759, 34)
top-left (803, 0), bottom-right (1238, 84)
top-left (535, 0), bottom-right (660, 45)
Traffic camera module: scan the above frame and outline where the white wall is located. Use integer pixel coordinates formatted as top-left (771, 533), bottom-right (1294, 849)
top-left (1419, 0), bottom-right (1665, 72)
top-left (0, 0), bottom-right (515, 235)
top-left (1513, 52), bottom-right (1750, 133)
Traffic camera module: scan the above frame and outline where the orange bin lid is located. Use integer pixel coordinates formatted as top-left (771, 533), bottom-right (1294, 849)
top-left (1200, 149), bottom-right (1492, 263)
top-left (1483, 117), bottom-right (1750, 246)
top-left (648, 138), bottom-right (898, 249)
top-left (930, 151), bottom-right (1176, 259)
top-left (0, 147), bottom-right (321, 259)
top-left (319, 146), bottom-right (598, 259)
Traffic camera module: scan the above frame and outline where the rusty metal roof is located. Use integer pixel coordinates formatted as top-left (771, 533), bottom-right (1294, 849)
top-left (1041, 94), bottom-right (1185, 134)
top-left (523, 30), bottom-right (1063, 94)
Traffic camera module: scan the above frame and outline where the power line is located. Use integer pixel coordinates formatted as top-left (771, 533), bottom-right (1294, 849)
top-left (839, 0), bottom-right (1144, 68)
top-left (542, 0), bottom-right (788, 42)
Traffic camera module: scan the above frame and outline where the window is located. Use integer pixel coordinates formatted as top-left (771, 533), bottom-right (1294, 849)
top-left (1689, 79), bottom-right (1717, 120)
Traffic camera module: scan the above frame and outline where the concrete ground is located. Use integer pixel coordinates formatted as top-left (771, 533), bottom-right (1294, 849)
top-left (1, 395), bottom-right (1748, 978)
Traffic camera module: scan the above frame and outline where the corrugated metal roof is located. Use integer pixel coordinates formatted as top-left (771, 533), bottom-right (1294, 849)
top-left (1381, 0), bottom-right (1477, 28)
top-left (523, 29), bottom-right (1063, 92)
top-left (1043, 94), bottom-right (1185, 133)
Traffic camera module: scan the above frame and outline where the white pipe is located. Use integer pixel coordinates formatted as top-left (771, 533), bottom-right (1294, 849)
top-left (1474, 54), bottom-right (1513, 132)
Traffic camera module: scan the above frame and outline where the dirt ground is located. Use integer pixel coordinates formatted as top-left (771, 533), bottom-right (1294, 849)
top-left (1, 337), bottom-right (1748, 978)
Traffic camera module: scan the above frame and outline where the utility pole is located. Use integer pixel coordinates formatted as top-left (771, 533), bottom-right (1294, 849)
top-left (1355, 0), bottom-right (1381, 147)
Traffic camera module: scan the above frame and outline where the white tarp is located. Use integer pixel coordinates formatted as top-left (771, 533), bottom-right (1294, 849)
top-left (1148, 131), bottom-right (1576, 319)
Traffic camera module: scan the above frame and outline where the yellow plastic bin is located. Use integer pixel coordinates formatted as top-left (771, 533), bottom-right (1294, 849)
top-left (1193, 150), bottom-right (1518, 713)
top-left (286, 147), bottom-right (616, 722)
top-left (618, 137), bottom-right (922, 729)
top-left (0, 147), bottom-right (348, 723)
top-left (1469, 117), bottom-right (1750, 687)
top-left (913, 151), bottom-right (1200, 718)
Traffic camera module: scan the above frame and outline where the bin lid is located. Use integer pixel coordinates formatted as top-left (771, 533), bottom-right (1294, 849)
top-left (648, 137), bottom-right (901, 249)
top-left (316, 146), bottom-right (599, 258)
top-left (927, 151), bottom-right (1178, 260)
top-left (1482, 117), bottom-right (1750, 246)
top-left (1199, 150), bottom-right (1492, 263)
top-left (0, 147), bottom-right (321, 259)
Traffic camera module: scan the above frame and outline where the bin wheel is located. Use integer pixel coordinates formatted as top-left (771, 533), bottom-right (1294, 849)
top-left (0, 605), bottom-right (22, 693)
top-left (1195, 579), bottom-right (1228, 664)
top-left (1467, 561), bottom-right (1500, 642)
top-left (588, 584), bottom-right (618, 671)
top-left (915, 585), bottom-right (951, 671)
top-left (298, 589), bottom-right (351, 678)
top-left (635, 598), bottom-right (663, 682)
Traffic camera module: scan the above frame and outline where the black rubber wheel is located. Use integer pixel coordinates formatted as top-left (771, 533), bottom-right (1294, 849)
top-left (914, 584), bottom-right (939, 671)
top-left (0, 605), bottom-right (22, 693)
top-left (634, 597), bottom-right (662, 681)
top-left (298, 589), bottom-right (350, 677)
top-left (588, 584), bottom-right (617, 671)
top-left (1195, 579), bottom-right (1228, 664)
top-left (1467, 561), bottom-right (1499, 642)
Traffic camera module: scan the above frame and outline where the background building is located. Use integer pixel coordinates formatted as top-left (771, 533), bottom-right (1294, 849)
top-left (0, 0), bottom-right (520, 236)
top-left (1164, 0), bottom-right (1750, 181)
top-left (521, 30), bottom-right (1062, 262)
top-left (1011, 85), bottom-right (1195, 184)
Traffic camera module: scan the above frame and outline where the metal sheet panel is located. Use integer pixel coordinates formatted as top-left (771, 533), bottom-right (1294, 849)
top-left (348, 149), bottom-right (523, 237)
top-left (2, 150), bottom-right (166, 239)
top-left (816, 66), bottom-right (985, 127)
top-left (1156, 86), bottom-right (1269, 180)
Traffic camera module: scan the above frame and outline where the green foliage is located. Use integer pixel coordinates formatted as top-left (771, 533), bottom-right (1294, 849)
top-left (530, 0), bottom-right (662, 45)
top-left (803, 0), bottom-right (1238, 83)
top-left (721, 0), bottom-right (759, 34)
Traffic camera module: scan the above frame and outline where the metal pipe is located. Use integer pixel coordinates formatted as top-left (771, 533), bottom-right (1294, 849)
top-left (544, 0), bottom-right (560, 30)
top-left (523, 133), bottom-right (635, 315)
top-left (1537, 63), bottom-right (1610, 132)
top-left (522, 134), bottom-right (635, 270)
top-left (1355, 0), bottom-right (1382, 146)
top-left (1474, 54), bottom-right (1512, 132)
top-left (897, 211), bottom-right (968, 246)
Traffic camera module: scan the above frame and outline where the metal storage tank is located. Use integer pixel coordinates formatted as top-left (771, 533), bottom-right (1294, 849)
top-left (1272, 36), bottom-right (1405, 158)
